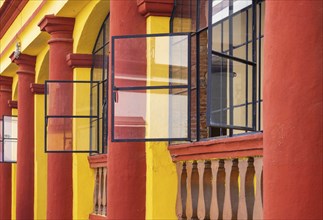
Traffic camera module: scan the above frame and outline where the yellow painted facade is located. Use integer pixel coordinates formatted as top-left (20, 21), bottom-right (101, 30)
top-left (1, 1), bottom-right (109, 219)
top-left (145, 16), bottom-right (177, 220)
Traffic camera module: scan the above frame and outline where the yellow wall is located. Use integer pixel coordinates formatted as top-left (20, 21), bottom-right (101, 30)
top-left (145, 16), bottom-right (177, 220)
top-left (72, 67), bottom-right (95, 219)
top-left (71, 1), bottom-right (109, 217)
top-left (11, 106), bottom-right (18, 220)
top-left (33, 46), bottom-right (49, 220)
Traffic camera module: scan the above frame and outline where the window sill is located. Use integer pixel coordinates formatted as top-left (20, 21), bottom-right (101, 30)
top-left (168, 132), bottom-right (263, 162)
top-left (88, 154), bottom-right (107, 168)
top-left (89, 213), bottom-right (107, 220)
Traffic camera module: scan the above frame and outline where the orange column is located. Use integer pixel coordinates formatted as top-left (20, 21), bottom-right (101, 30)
top-left (263, 1), bottom-right (322, 219)
top-left (10, 54), bottom-right (36, 220)
top-left (0, 76), bottom-right (13, 220)
top-left (38, 15), bottom-right (75, 220)
top-left (107, 1), bottom-right (147, 219)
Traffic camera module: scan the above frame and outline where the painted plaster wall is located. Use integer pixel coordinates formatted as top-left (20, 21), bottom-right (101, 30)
top-left (146, 16), bottom-right (177, 220)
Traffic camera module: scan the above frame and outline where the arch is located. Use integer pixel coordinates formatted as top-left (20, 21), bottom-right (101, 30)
top-left (74, 0), bottom-right (110, 54)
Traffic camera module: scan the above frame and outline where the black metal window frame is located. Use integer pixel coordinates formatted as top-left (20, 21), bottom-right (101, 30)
top-left (90, 14), bottom-right (109, 154)
top-left (111, 32), bottom-right (192, 142)
top-left (1, 115), bottom-right (17, 163)
top-left (44, 80), bottom-right (100, 153)
top-left (206, 0), bottom-right (258, 135)
top-left (170, 0), bottom-right (264, 141)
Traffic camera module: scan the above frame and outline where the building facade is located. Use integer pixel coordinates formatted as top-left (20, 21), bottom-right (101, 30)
top-left (0, 0), bottom-right (322, 219)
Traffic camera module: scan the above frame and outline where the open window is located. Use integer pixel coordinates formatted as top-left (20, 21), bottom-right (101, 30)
top-left (111, 33), bottom-right (191, 142)
top-left (44, 80), bottom-right (100, 153)
top-left (0, 116), bottom-right (17, 163)
top-left (170, 0), bottom-right (264, 140)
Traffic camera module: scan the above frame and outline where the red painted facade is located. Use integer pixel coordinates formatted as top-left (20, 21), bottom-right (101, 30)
top-left (10, 53), bottom-right (36, 220)
top-left (38, 15), bottom-right (75, 220)
top-left (264, 1), bottom-right (322, 219)
top-left (0, 76), bottom-right (12, 220)
top-left (107, 1), bottom-right (147, 219)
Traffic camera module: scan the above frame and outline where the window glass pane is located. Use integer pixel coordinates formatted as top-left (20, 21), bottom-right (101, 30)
top-left (3, 140), bottom-right (17, 162)
top-left (113, 89), bottom-right (188, 140)
top-left (112, 33), bottom-right (190, 141)
top-left (1, 116), bottom-right (17, 162)
top-left (94, 26), bottom-right (104, 53)
top-left (113, 35), bottom-right (189, 88)
top-left (208, 55), bottom-right (253, 129)
top-left (172, 0), bottom-right (196, 32)
top-left (46, 81), bottom-right (99, 116)
top-left (46, 117), bottom-right (98, 152)
top-left (212, 5), bottom-right (253, 61)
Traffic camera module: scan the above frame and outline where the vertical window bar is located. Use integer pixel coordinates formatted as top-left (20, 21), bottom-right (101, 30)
top-left (245, 9), bottom-right (249, 131)
top-left (252, 0), bottom-right (257, 130)
top-left (196, 0), bottom-right (201, 141)
top-left (102, 23), bottom-right (106, 153)
top-left (97, 82), bottom-right (100, 153)
top-left (258, 1), bottom-right (262, 131)
top-left (229, 0), bottom-right (234, 136)
top-left (206, 0), bottom-right (213, 133)
top-left (188, 35), bottom-right (192, 140)
top-left (44, 82), bottom-right (48, 152)
top-left (220, 21), bottom-right (224, 136)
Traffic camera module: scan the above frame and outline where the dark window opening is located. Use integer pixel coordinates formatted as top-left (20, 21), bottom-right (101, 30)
top-left (171, 0), bottom-right (264, 142)
top-left (90, 14), bottom-right (110, 154)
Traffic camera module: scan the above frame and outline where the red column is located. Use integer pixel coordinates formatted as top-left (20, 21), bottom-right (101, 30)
top-left (263, 1), bottom-right (322, 219)
top-left (38, 15), bottom-right (74, 220)
top-left (10, 54), bottom-right (36, 220)
top-left (0, 76), bottom-right (13, 220)
top-left (107, 1), bottom-right (147, 219)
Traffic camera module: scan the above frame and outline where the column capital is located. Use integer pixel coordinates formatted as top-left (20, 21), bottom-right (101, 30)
top-left (10, 53), bottom-right (36, 75)
top-left (0, 76), bottom-right (12, 93)
top-left (38, 15), bottom-right (75, 42)
top-left (0, 76), bottom-right (13, 86)
top-left (137, 0), bottom-right (174, 17)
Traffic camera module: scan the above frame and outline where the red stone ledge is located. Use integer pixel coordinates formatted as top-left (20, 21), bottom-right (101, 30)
top-left (66, 53), bottom-right (93, 69)
top-left (30, 83), bottom-right (44, 94)
top-left (89, 213), bottom-right (107, 220)
top-left (8, 100), bottom-right (17, 109)
top-left (137, 0), bottom-right (174, 17)
top-left (88, 154), bottom-right (107, 169)
top-left (168, 133), bottom-right (263, 162)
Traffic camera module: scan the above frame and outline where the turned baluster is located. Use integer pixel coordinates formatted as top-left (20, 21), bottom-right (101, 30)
top-left (176, 162), bottom-right (184, 219)
top-left (102, 167), bottom-right (107, 216)
top-left (186, 162), bottom-right (193, 219)
top-left (237, 159), bottom-right (248, 219)
top-left (98, 167), bottom-right (102, 214)
top-left (223, 159), bottom-right (233, 219)
top-left (253, 157), bottom-right (263, 219)
top-left (210, 160), bottom-right (220, 220)
top-left (197, 161), bottom-right (205, 220)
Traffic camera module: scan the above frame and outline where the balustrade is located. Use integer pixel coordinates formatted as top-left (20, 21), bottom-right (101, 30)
top-left (93, 166), bottom-right (107, 217)
top-left (176, 157), bottom-right (263, 220)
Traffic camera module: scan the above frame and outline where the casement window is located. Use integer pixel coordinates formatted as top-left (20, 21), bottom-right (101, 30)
top-left (90, 14), bottom-right (109, 153)
top-left (111, 33), bottom-right (191, 142)
top-left (110, 0), bottom-right (264, 142)
top-left (0, 116), bottom-right (17, 163)
top-left (44, 15), bottom-right (109, 153)
top-left (45, 80), bottom-right (100, 153)
top-left (171, 0), bottom-right (264, 140)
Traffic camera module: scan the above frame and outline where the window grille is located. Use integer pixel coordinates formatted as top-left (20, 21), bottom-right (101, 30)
top-left (0, 116), bottom-right (17, 163)
top-left (111, 33), bottom-right (191, 142)
top-left (44, 81), bottom-right (100, 153)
